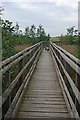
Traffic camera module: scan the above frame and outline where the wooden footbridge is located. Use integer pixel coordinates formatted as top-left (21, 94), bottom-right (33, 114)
top-left (1, 42), bottom-right (80, 119)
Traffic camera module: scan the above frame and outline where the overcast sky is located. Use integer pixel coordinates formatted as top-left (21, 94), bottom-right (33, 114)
top-left (1, 0), bottom-right (79, 36)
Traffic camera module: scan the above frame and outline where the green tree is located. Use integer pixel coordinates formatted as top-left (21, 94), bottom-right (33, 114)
top-left (29, 24), bottom-right (36, 38)
top-left (67, 26), bottom-right (75, 36)
top-left (25, 26), bottom-right (30, 37)
top-left (2, 20), bottom-right (14, 39)
top-left (14, 22), bottom-right (19, 35)
top-left (66, 26), bottom-right (76, 44)
top-left (37, 24), bottom-right (46, 41)
top-left (2, 19), bottom-right (16, 60)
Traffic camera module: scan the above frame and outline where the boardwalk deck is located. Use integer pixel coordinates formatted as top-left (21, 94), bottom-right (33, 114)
top-left (16, 49), bottom-right (70, 118)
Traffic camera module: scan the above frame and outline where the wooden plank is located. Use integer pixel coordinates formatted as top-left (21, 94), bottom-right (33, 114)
top-left (17, 112), bottom-right (70, 118)
top-left (18, 108), bottom-right (68, 113)
top-left (20, 103), bottom-right (67, 109)
top-left (21, 101), bottom-right (66, 105)
top-left (24, 95), bottom-right (63, 98)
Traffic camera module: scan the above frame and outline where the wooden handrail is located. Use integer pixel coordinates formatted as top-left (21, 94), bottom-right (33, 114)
top-left (2, 42), bottom-right (43, 119)
top-left (2, 42), bottom-right (42, 67)
top-left (51, 43), bottom-right (80, 75)
top-left (53, 43), bottom-right (80, 66)
top-left (50, 42), bottom-right (80, 118)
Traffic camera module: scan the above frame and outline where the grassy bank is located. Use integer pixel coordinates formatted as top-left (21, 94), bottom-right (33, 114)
top-left (58, 44), bottom-right (79, 59)
top-left (15, 44), bottom-right (30, 52)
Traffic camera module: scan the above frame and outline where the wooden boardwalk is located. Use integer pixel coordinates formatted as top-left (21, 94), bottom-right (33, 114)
top-left (16, 49), bottom-right (70, 118)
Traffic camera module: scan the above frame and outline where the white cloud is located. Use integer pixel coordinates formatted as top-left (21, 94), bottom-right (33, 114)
top-left (2, 0), bottom-right (78, 36)
top-left (15, 2), bottom-right (40, 11)
top-left (54, 0), bottom-right (78, 8)
top-left (2, 0), bottom-right (79, 8)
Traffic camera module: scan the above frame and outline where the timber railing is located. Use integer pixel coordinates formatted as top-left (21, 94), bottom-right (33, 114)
top-left (1, 42), bottom-right (43, 119)
top-left (50, 42), bottom-right (80, 118)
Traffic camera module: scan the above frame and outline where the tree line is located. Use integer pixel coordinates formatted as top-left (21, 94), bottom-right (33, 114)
top-left (1, 19), bottom-right (50, 60)
top-left (59, 26), bottom-right (79, 44)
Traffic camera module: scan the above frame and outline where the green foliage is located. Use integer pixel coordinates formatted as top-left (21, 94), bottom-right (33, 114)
top-left (57, 26), bottom-right (78, 45)
top-left (67, 26), bottom-right (75, 36)
top-left (29, 24), bottom-right (36, 38)
top-left (2, 19), bottom-right (16, 60)
top-left (2, 39), bottom-right (16, 60)
top-left (25, 24), bottom-right (49, 43)
top-left (25, 26), bottom-right (30, 37)
top-left (66, 26), bottom-right (78, 44)
top-left (24, 24), bottom-right (49, 44)
top-left (2, 19), bottom-right (49, 60)
top-left (65, 35), bottom-right (75, 44)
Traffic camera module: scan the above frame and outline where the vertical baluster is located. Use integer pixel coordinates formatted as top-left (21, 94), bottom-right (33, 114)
top-left (65, 62), bottom-right (70, 87)
top-left (18, 58), bottom-right (23, 84)
top-left (0, 67), bottom-right (2, 120)
top-left (25, 53), bottom-right (29, 75)
top-left (2, 70), bottom-right (10, 118)
top-left (75, 73), bottom-right (80, 117)
top-left (9, 71), bottom-right (11, 106)
top-left (29, 49), bottom-right (32, 70)
top-left (59, 52), bottom-right (62, 74)
top-left (66, 62), bottom-right (70, 75)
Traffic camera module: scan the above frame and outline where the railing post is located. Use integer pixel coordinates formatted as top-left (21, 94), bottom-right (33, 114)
top-left (58, 52), bottom-right (62, 74)
top-left (75, 73), bottom-right (80, 117)
top-left (2, 70), bottom-right (10, 119)
top-left (65, 62), bottom-right (70, 74)
top-left (18, 59), bottom-right (23, 84)
top-left (9, 71), bottom-right (11, 106)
